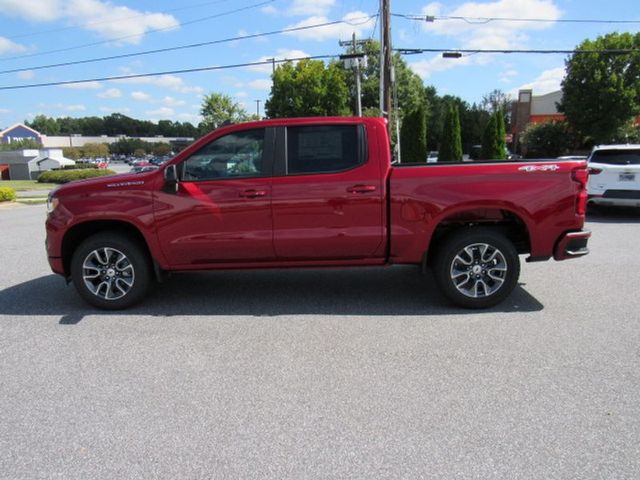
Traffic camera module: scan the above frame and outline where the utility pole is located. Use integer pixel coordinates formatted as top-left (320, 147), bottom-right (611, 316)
top-left (339, 33), bottom-right (367, 117)
top-left (255, 99), bottom-right (261, 118)
top-left (267, 57), bottom-right (276, 74)
top-left (380, 0), bottom-right (392, 134)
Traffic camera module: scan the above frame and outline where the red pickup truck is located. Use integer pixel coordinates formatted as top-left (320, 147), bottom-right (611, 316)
top-left (45, 116), bottom-right (590, 309)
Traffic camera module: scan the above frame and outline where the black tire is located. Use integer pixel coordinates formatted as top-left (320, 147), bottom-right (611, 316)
top-left (70, 232), bottom-right (152, 310)
top-left (432, 228), bottom-right (520, 309)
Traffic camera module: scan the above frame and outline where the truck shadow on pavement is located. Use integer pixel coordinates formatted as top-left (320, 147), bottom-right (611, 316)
top-left (0, 266), bottom-right (543, 324)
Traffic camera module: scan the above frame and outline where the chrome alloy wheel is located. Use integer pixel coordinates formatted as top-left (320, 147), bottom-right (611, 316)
top-left (449, 243), bottom-right (508, 298)
top-left (81, 247), bottom-right (135, 300)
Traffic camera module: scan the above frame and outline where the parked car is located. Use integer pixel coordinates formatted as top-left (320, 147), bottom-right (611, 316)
top-left (426, 151), bottom-right (438, 163)
top-left (130, 165), bottom-right (159, 174)
top-left (45, 116), bottom-right (591, 310)
top-left (586, 144), bottom-right (640, 207)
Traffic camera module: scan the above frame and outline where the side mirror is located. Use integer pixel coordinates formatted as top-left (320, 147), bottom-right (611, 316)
top-left (163, 164), bottom-right (179, 194)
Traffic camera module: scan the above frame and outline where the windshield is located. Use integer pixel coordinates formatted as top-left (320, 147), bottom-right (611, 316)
top-left (590, 149), bottom-right (640, 165)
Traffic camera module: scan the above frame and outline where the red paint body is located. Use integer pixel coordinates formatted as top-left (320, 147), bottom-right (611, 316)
top-left (45, 117), bottom-right (590, 276)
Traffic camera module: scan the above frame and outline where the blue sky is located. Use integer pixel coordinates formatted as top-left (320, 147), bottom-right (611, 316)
top-left (0, 0), bottom-right (638, 128)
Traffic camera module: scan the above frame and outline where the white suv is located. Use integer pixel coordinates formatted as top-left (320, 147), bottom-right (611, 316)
top-left (587, 144), bottom-right (640, 207)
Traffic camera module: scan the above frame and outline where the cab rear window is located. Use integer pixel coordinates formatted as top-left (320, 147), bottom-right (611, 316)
top-left (590, 150), bottom-right (640, 165)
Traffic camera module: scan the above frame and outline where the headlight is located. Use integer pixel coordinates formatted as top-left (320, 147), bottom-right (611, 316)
top-left (46, 194), bottom-right (59, 214)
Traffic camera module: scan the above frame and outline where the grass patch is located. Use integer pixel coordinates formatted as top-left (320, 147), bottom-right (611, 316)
top-left (0, 180), bottom-right (57, 191)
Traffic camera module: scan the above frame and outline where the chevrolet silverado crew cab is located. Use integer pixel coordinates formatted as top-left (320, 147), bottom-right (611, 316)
top-left (45, 117), bottom-right (591, 310)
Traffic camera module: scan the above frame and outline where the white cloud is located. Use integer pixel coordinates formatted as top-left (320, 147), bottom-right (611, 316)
top-left (38, 102), bottom-right (86, 112)
top-left (261, 5), bottom-right (278, 15)
top-left (410, 54), bottom-right (476, 79)
top-left (0, 108), bottom-right (11, 113)
top-left (66, 104), bottom-right (86, 111)
top-left (0, 36), bottom-right (27, 55)
top-left (421, 0), bottom-right (561, 50)
top-left (131, 91), bottom-right (152, 102)
top-left (99, 106), bottom-right (131, 113)
top-left (98, 88), bottom-right (122, 98)
top-left (285, 11), bottom-right (376, 41)
top-left (0, 0), bottom-right (61, 21)
top-left (176, 112), bottom-right (201, 123)
top-left (499, 69), bottom-right (518, 83)
top-left (248, 79), bottom-right (272, 90)
top-left (146, 107), bottom-right (175, 118)
top-left (59, 81), bottom-right (102, 90)
top-left (161, 96), bottom-right (186, 107)
top-left (249, 49), bottom-right (310, 74)
top-left (513, 66), bottom-right (565, 95)
top-left (17, 70), bottom-right (34, 80)
top-left (0, 0), bottom-right (179, 44)
top-left (113, 74), bottom-right (204, 94)
top-left (288, 0), bottom-right (335, 16)
top-left (235, 91), bottom-right (248, 98)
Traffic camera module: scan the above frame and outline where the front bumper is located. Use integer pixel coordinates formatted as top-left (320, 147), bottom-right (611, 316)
top-left (553, 230), bottom-right (591, 261)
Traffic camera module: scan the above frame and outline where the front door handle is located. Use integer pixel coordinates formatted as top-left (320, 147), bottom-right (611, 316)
top-left (347, 184), bottom-right (377, 194)
top-left (239, 189), bottom-right (268, 198)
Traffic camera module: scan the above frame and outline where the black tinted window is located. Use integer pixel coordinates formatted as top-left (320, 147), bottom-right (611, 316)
top-left (182, 129), bottom-right (265, 180)
top-left (590, 150), bottom-right (640, 165)
top-left (287, 125), bottom-right (362, 174)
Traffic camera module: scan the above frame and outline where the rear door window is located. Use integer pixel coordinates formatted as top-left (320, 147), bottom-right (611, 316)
top-left (286, 125), bottom-right (364, 174)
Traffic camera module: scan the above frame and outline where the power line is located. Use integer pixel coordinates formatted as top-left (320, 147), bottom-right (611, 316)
top-left (396, 47), bottom-right (639, 55)
top-left (0, 55), bottom-right (337, 91)
top-left (5, 0), bottom-right (238, 41)
top-left (0, 0), bottom-right (275, 62)
top-left (0, 15), bottom-right (377, 76)
top-left (393, 13), bottom-right (640, 24)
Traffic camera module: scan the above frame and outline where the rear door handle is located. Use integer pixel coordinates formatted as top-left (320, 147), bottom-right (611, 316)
top-left (347, 184), bottom-right (377, 194)
top-left (239, 189), bottom-right (268, 198)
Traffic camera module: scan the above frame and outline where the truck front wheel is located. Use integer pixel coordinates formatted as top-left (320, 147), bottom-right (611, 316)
top-left (433, 228), bottom-right (520, 309)
top-left (70, 232), bottom-right (152, 310)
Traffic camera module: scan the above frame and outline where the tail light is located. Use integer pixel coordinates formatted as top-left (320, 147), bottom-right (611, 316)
top-left (588, 167), bottom-right (602, 175)
top-left (572, 167), bottom-right (589, 216)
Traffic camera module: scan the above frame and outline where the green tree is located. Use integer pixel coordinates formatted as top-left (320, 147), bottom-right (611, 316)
top-left (612, 120), bottom-right (640, 143)
top-left (439, 103), bottom-right (463, 162)
top-left (200, 93), bottom-right (249, 131)
top-left (559, 32), bottom-right (640, 144)
top-left (400, 105), bottom-right (427, 163)
top-left (62, 147), bottom-right (81, 160)
top-left (341, 41), bottom-right (425, 117)
top-left (26, 115), bottom-right (60, 135)
top-left (152, 143), bottom-right (172, 156)
top-left (495, 110), bottom-right (507, 159)
top-left (481, 114), bottom-right (497, 160)
top-left (265, 59), bottom-right (350, 118)
top-left (520, 121), bottom-right (572, 158)
top-left (79, 143), bottom-right (110, 159)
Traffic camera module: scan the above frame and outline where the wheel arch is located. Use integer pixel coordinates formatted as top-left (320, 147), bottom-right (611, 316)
top-left (61, 220), bottom-right (154, 278)
top-left (424, 207), bottom-right (531, 267)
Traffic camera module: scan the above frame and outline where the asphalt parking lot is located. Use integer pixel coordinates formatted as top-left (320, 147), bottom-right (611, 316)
top-left (1, 204), bottom-right (639, 479)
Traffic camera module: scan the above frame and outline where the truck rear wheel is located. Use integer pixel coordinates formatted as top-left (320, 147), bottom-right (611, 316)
top-left (70, 232), bottom-right (152, 310)
top-left (433, 228), bottom-right (520, 309)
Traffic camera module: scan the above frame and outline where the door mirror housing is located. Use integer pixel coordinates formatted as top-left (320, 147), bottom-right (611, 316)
top-left (163, 164), bottom-right (179, 193)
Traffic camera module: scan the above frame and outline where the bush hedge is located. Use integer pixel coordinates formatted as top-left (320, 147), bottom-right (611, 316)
top-left (38, 169), bottom-right (116, 184)
top-left (62, 162), bottom-right (99, 170)
top-left (0, 186), bottom-right (17, 202)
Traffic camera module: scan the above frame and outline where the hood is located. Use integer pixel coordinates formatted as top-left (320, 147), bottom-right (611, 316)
top-left (52, 169), bottom-right (161, 196)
